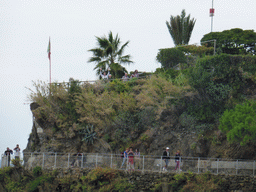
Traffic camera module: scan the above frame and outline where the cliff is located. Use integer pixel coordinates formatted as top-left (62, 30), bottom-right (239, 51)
top-left (24, 54), bottom-right (256, 160)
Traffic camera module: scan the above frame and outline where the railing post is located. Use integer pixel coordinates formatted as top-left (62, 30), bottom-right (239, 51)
top-left (126, 154), bottom-right (129, 170)
top-left (198, 157), bottom-right (200, 174)
top-left (4, 156), bottom-right (8, 167)
top-left (111, 154), bottom-right (113, 168)
top-left (253, 161), bottom-right (255, 176)
top-left (42, 153), bottom-right (45, 169)
top-left (179, 156), bottom-right (181, 172)
top-left (160, 156), bottom-right (162, 172)
top-left (81, 153), bottom-right (84, 168)
top-left (54, 153), bottom-right (57, 168)
top-left (96, 154), bottom-right (98, 168)
top-left (68, 153), bottom-right (70, 168)
top-left (236, 160), bottom-right (238, 175)
top-left (217, 159), bottom-right (219, 175)
top-left (143, 156), bottom-right (145, 172)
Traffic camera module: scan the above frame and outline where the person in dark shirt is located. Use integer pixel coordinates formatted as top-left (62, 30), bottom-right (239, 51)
top-left (162, 147), bottom-right (170, 171)
top-left (4, 147), bottom-right (13, 167)
top-left (175, 150), bottom-right (182, 171)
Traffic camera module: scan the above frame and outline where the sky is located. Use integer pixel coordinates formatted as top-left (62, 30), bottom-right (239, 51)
top-left (1, 0), bottom-right (256, 156)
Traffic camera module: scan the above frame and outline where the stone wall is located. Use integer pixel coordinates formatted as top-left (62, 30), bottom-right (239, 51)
top-left (43, 168), bottom-right (256, 192)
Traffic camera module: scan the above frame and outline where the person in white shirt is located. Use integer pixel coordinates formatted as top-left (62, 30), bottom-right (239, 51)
top-left (13, 144), bottom-right (20, 160)
top-left (100, 68), bottom-right (110, 80)
top-left (122, 73), bottom-right (130, 82)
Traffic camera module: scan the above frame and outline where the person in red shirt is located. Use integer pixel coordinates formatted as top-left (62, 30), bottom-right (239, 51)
top-left (128, 147), bottom-right (134, 172)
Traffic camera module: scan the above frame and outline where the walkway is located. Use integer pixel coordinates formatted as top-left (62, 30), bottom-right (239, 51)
top-left (1, 152), bottom-right (256, 176)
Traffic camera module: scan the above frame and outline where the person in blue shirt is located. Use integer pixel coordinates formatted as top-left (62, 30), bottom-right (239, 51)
top-left (121, 148), bottom-right (129, 169)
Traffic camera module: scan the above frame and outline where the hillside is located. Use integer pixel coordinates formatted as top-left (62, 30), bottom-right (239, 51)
top-left (24, 54), bottom-right (256, 160)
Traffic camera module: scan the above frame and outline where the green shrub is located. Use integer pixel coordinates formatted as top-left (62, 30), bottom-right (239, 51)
top-left (85, 168), bottom-right (118, 187)
top-left (107, 79), bottom-right (132, 93)
top-left (27, 174), bottom-right (54, 192)
top-left (33, 166), bottom-right (42, 177)
top-left (170, 172), bottom-right (223, 192)
top-left (156, 48), bottom-right (186, 69)
top-left (219, 100), bottom-right (256, 146)
top-left (11, 158), bottom-right (23, 167)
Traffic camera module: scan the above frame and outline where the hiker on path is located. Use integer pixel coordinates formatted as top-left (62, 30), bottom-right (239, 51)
top-left (175, 150), bottom-right (182, 171)
top-left (162, 147), bottom-right (170, 171)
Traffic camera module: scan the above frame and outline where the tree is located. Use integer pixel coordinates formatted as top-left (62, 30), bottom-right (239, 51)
top-left (219, 100), bottom-right (256, 146)
top-left (201, 28), bottom-right (256, 55)
top-left (156, 48), bottom-right (186, 69)
top-left (88, 31), bottom-right (133, 79)
top-left (166, 9), bottom-right (196, 46)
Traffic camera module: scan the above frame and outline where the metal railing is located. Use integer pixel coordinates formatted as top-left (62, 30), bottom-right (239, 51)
top-left (2, 152), bottom-right (256, 176)
top-left (52, 74), bottom-right (151, 87)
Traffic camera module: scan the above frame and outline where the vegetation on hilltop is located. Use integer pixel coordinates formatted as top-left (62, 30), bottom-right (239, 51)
top-left (28, 53), bottom-right (256, 157)
top-left (29, 75), bottom-right (190, 151)
top-left (201, 28), bottom-right (256, 55)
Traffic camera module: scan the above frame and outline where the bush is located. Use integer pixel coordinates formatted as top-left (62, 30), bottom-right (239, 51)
top-left (33, 166), bottom-right (42, 177)
top-left (11, 158), bottom-right (23, 167)
top-left (219, 100), bottom-right (256, 146)
top-left (156, 48), bottom-right (186, 69)
top-left (170, 172), bottom-right (223, 192)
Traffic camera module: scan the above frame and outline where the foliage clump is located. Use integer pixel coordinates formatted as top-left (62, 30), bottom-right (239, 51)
top-left (219, 100), bottom-right (256, 146)
top-left (28, 52), bottom-right (256, 151)
top-left (169, 172), bottom-right (224, 192)
top-left (29, 74), bottom-right (189, 150)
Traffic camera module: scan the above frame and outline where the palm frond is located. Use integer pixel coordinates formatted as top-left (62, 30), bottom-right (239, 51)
top-left (88, 31), bottom-right (133, 76)
top-left (166, 9), bottom-right (196, 46)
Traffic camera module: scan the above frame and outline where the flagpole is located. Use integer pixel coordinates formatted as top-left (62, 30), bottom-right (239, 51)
top-left (49, 56), bottom-right (51, 85)
top-left (47, 37), bottom-right (51, 94)
top-left (211, 0), bottom-right (214, 32)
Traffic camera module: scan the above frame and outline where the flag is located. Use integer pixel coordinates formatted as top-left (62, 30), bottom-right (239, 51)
top-left (209, 8), bottom-right (215, 17)
top-left (47, 38), bottom-right (51, 60)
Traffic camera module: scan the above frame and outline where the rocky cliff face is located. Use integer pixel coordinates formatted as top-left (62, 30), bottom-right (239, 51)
top-left (25, 105), bottom-right (193, 157)
top-left (25, 100), bottom-right (256, 160)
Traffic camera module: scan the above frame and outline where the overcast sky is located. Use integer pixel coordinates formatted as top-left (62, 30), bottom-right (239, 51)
top-left (1, 0), bottom-right (256, 156)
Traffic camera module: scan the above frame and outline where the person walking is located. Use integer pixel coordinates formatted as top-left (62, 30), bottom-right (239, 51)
top-left (175, 150), bottom-right (182, 171)
top-left (121, 148), bottom-right (129, 169)
top-left (13, 144), bottom-right (21, 160)
top-left (4, 147), bottom-right (13, 167)
top-left (74, 152), bottom-right (82, 167)
top-left (162, 147), bottom-right (170, 171)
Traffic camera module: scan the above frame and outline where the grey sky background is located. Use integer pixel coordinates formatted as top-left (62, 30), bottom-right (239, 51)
top-left (1, 0), bottom-right (256, 155)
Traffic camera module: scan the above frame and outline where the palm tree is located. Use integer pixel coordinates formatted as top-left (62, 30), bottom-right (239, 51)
top-left (166, 9), bottom-right (196, 46)
top-left (88, 31), bottom-right (133, 79)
